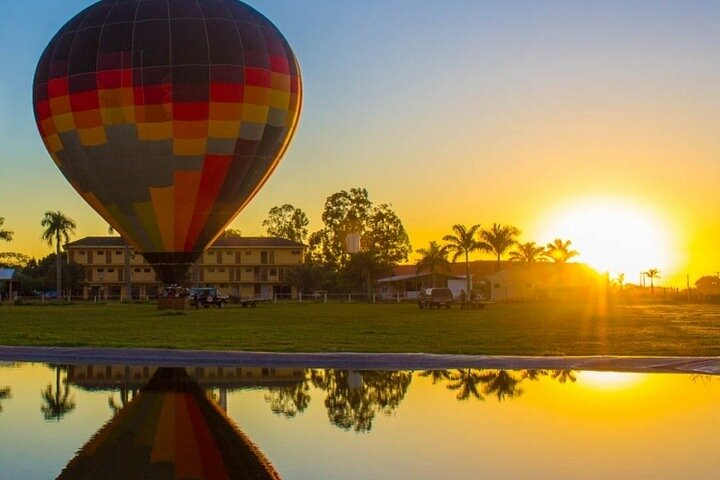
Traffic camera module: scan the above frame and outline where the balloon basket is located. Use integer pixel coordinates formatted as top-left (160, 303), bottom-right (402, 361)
top-left (157, 297), bottom-right (190, 311)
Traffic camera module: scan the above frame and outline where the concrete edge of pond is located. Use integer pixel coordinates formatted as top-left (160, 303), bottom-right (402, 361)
top-left (1, 346), bottom-right (719, 374)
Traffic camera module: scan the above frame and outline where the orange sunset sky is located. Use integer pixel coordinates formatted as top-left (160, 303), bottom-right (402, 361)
top-left (1, 1), bottom-right (719, 287)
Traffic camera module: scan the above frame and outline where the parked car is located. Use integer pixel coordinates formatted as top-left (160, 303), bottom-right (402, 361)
top-left (189, 287), bottom-right (229, 309)
top-left (417, 288), bottom-right (454, 309)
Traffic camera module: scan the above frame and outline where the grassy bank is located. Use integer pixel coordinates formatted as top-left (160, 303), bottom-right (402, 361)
top-left (0, 301), bottom-right (718, 356)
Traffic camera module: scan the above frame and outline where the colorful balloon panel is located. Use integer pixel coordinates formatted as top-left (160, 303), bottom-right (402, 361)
top-left (33, 0), bottom-right (302, 255)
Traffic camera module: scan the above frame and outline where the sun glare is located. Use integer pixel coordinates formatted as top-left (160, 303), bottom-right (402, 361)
top-left (578, 371), bottom-right (645, 391)
top-left (537, 197), bottom-right (675, 279)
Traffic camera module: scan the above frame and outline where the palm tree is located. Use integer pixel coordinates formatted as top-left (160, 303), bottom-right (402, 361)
top-left (613, 273), bottom-right (626, 290)
top-left (0, 217), bottom-right (13, 242)
top-left (415, 241), bottom-right (451, 288)
top-left (443, 224), bottom-right (490, 296)
top-left (544, 238), bottom-right (579, 264)
top-left (41, 211), bottom-right (76, 300)
top-left (108, 225), bottom-right (132, 300)
top-left (509, 241), bottom-right (545, 263)
top-left (41, 365), bottom-right (76, 421)
top-left (480, 223), bottom-right (520, 272)
top-left (643, 268), bottom-right (660, 294)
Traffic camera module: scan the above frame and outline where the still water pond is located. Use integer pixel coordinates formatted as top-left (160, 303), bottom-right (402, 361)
top-left (0, 362), bottom-right (718, 479)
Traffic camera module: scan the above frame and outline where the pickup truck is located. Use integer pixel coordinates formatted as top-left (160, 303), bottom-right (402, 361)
top-left (417, 288), bottom-right (454, 309)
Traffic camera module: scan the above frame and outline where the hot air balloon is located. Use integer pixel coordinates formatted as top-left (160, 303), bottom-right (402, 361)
top-left (33, 0), bottom-right (302, 284)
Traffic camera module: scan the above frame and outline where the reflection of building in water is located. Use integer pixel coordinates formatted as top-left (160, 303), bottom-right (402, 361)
top-left (58, 367), bottom-right (282, 479)
top-left (67, 365), bottom-right (305, 390)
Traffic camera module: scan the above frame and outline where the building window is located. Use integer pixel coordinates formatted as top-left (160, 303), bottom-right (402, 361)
top-left (245, 268), bottom-right (252, 273)
top-left (260, 251), bottom-right (275, 264)
top-left (97, 251), bottom-right (103, 255)
top-left (269, 268), bottom-right (277, 276)
top-left (115, 251), bottom-right (122, 255)
top-left (219, 268), bottom-right (225, 272)
top-left (79, 251), bottom-right (86, 255)
top-left (108, 268), bottom-right (115, 273)
top-left (144, 268), bottom-right (151, 273)
top-left (291, 250), bottom-right (300, 255)
top-left (97, 268), bottom-right (104, 273)
top-left (209, 268), bottom-right (215, 273)
top-left (134, 268), bottom-right (141, 273)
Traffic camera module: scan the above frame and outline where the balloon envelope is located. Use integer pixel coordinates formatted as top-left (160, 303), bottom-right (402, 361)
top-left (33, 0), bottom-right (302, 282)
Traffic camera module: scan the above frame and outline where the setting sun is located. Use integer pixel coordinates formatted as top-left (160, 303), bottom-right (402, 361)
top-left (536, 197), bottom-right (676, 279)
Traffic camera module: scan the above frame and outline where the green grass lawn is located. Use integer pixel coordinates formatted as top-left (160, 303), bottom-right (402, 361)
top-left (1, 301), bottom-right (719, 356)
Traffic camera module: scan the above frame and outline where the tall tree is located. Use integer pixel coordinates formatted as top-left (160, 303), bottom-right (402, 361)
top-left (415, 241), bottom-right (451, 288)
top-left (310, 188), bottom-right (411, 269)
top-left (219, 228), bottom-right (243, 239)
top-left (643, 268), bottom-right (660, 294)
top-left (0, 217), bottom-right (13, 242)
top-left (339, 251), bottom-right (392, 299)
top-left (509, 242), bottom-right (545, 263)
top-left (108, 225), bottom-right (132, 300)
top-left (262, 204), bottom-right (309, 243)
top-left (543, 238), bottom-right (579, 264)
top-left (443, 224), bottom-right (489, 295)
top-left (613, 273), bottom-right (626, 290)
top-left (480, 223), bottom-right (520, 272)
top-left (41, 211), bottom-right (76, 299)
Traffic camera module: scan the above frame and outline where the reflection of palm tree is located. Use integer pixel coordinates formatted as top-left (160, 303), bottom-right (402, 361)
top-left (482, 370), bottom-right (523, 401)
top-left (544, 238), bottom-right (579, 264)
top-left (519, 369), bottom-right (548, 381)
top-left (643, 268), bottom-right (660, 294)
top-left (510, 242), bottom-right (545, 264)
top-left (41, 366), bottom-right (75, 421)
top-left (480, 223), bottom-right (520, 272)
top-left (444, 224), bottom-right (490, 295)
top-left (0, 387), bottom-right (11, 413)
top-left (415, 242), bottom-right (451, 288)
top-left (419, 370), bottom-right (452, 385)
top-left (550, 370), bottom-right (577, 384)
top-left (446, 369), bottom-right (494, 401)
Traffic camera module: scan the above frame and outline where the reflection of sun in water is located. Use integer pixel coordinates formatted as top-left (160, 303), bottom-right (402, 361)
top-left (579, 371), bottom-right (645, 391)
top-left (538, 197), bottom-right (675, 278)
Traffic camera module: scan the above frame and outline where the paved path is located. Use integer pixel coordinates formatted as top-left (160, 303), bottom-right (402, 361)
top-left (1, 346), bottom-right (719, 374)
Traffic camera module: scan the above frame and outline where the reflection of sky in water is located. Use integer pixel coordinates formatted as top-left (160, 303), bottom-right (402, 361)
top-left (0, 363), bottom-right (718, 479)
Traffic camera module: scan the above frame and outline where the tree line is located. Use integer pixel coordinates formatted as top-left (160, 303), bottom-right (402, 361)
top-left (0, 188), bottom-right (669, 297)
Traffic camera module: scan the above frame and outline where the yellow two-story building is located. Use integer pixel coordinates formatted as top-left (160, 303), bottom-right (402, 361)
top-left (65, 236), bottom-right (306, 300)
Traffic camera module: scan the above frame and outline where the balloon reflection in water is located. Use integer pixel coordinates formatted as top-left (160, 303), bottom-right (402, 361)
top-left (58, 367), bottom-right (281, 479)
top-left (33, 0), bottom-right (302, 284)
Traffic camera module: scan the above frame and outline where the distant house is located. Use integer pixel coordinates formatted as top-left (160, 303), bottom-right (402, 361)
top-left (0, 268), bottom-right (16, 303)
top-left (65, 236), bottom-right (306, 300)
top-left (484, 263), bottom-right (607, 301)
top-left (377, 273), bottom-right (466, 300)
